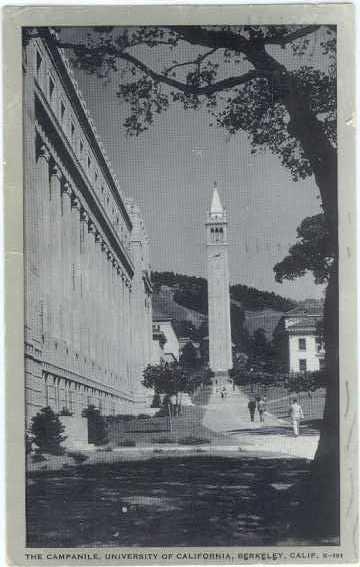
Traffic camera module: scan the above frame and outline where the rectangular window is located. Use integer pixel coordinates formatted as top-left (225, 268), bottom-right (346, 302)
top-left (60, 101), bottom-right (65, 122)
top-left (298, 338), bottom-right (306, 351)
top-left (87, 155), bottom-right (91, 169)
top-left (80, 139), bottom-right (84, 154)
top-left (299, 359), bottom-right (307, 372)
top-left (71, 121), bottom-right (75, 141)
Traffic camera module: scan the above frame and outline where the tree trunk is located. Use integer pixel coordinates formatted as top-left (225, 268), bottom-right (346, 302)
top-left (284, 100), bottom-right (340, 541)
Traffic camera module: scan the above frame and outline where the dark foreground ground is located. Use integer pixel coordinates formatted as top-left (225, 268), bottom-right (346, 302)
top-left (26, 455), bottom-right (333, 548)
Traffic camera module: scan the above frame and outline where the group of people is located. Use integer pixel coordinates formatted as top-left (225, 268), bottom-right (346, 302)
top-left (247, 394), bottom-right (304, 437)
top-left (247, 395), bottom-right (267, 424)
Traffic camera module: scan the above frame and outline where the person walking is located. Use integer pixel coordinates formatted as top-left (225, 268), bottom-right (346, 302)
top-left (289, 397), bottom-right (304, 437)
top-left (248, 398), bottom-right (256, 423)
top-left (257, 396), bottom-right (266, 424)
top-left (169, 393), bottom-right (177, 418)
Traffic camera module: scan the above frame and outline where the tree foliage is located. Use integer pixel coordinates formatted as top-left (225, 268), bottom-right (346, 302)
top-left (142, 362), bottom-right (188, 395)
top-left (48, 26), bottom-right (336, 179)
top-left (30, 406), bottom-right (66, 455)
top-left (26, 25), bottom-right (337, 232)
top-left (152, 270), bottom-right (296, 313)
top-left (230, 283), bottom-right (296, 312)
top-left (274, 213), bottom-right (334, 284)
top-left (180, 341), bottom-right (198, 370)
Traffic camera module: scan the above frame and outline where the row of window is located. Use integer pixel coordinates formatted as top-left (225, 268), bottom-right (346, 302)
top-left (35, 45), bottom-right (130, 249)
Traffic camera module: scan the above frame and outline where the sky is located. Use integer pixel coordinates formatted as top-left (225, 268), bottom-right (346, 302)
top-left (63, 27), bottom-right (327, 301)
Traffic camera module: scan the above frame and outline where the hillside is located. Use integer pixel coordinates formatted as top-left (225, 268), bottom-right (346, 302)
top-left (152, 286), bottom-right (207, 329)
top-left (151, 272), bottom-right (296, 341)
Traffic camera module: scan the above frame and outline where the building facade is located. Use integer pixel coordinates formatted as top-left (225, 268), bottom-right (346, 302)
top-left (152, 316), bottom-right (180, 364)
top-left (205, 186), bottom-right (233, 380)
top-left (274, 301), bottom-right (325, 373)
top-left (23, 29), bottom-right (153, 425)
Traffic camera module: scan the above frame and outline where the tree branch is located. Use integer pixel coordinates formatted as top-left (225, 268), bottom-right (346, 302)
top-left (53, 38), bottom-right (261, 95)
top-left (121, 50), bottom-right (259, 94)
top-left (264, 25), bottom-right (321, 46)
top-left (164, 48), bottom-right (217, 76)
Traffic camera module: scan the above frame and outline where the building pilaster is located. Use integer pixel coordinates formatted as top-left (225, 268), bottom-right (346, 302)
top-left (71, 194), bottom-right (81, 354)
top-left (61, 181), bottom-right (73, 348)
top-left (49, 164), bottom-right (63, 342)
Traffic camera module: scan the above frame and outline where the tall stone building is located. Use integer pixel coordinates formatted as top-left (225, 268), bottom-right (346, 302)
top-left (206, 186), bottom-right (233, 382)
top-left (23, 28), bottom-right (153, 425)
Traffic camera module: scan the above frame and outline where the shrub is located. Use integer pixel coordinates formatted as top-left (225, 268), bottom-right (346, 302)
top-left (30, 407), bottom-right (66, 455)
top-left (59, 407), bottom-right (73, 416)
top-left (118, 440), bottom-right (136, 447)
top-left (82, 405), bottom-right (108, 445)
top-left (114, 414), bottom-right (137, 421)
top-left (136, 414), bottom-right (151, 420)
top-left (67, 451), bottom-right (89, 464)
top-left (178, 436), bottom-right (211, 445)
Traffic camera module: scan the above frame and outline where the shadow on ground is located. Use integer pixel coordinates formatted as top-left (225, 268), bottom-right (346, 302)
top-left (26, 455), bottom-right (337, 548)
top-left (227, 424), bottom-right (320, 437)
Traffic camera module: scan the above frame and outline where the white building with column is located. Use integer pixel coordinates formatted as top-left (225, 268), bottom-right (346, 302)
top-left (23, 28), bottom-right (153, 427)
top-left (280, 301), bottom-right (325, 373)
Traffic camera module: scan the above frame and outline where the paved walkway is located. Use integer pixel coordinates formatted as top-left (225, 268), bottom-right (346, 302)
top-left (202, 385), bottom-right (319, 460)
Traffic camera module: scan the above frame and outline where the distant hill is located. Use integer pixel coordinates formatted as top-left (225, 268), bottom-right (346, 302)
top-left (152, 286), bottom-right (207, 329)
top-left (151, 271), bottom-right (298, 341)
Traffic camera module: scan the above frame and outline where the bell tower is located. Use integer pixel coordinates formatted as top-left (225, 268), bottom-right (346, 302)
top-left (206, 184), bottom-right (233, 383)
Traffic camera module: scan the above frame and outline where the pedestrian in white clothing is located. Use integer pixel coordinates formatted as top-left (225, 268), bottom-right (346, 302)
top-left (289, 398), bottom-right (304, 437)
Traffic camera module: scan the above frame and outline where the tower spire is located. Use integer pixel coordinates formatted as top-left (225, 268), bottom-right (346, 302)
top-left (210, 183), bottom-right (224, 216)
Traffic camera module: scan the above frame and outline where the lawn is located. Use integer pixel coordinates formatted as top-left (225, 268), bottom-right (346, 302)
top-left (27, 455), bottom-right (326, 548)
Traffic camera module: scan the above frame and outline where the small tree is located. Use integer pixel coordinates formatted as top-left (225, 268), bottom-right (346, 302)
top-left (180, 341), bottom-right (198, 370)
top-left (142, 362), bottom-right (188, 396)
top-left (30, 406), bottom-right (66, 455)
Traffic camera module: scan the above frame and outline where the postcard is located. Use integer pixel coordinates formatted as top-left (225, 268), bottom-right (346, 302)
top-left (3, 4), bottom-right (357, 565)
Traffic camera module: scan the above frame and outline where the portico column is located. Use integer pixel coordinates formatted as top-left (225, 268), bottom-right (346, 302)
top-left (121, 275), bottom-right (126, 383)
top-left (36, 145), bottom-right (51, 340)
top-left (94, 232), bottom-right (102, 368)
top-left (127, 281), bottom-right (132, 393)
top-left (80, 209), bottom-right (89, 358)
top-left (61, 182), bottom-right (73, 349)
top-left (49, 164), bottom-right (63, 341)
top-left (106, 249), bottom-right (112, 380)
top-left (87, 221), bottom-right (97, 366)
top-left (71, 195), bottom-right (81, 354)
top-left (100, 241), bottom-right (108, 373)
top-left (116, 265), bottom-right (122, 385)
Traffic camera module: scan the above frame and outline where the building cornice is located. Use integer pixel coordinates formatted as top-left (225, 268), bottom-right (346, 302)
top-left (34, 99), bottom-right (135, 278)
top-left (39, 28), bottom-right (133, 232)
